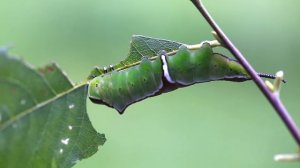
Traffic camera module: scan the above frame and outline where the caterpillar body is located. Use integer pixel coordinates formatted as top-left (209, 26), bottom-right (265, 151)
top-left (88, 42), bottom-right (277, 114)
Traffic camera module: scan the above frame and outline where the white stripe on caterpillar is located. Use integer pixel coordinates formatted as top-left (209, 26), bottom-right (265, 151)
top-left (160, 54), bottom-right (175, 83)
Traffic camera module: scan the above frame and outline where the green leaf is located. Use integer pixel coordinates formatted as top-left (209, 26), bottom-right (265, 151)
top-left (0, 49), bottom-right (105, 168)
top-left (88, 35), bottom-right (184, 79)
top-left (37, 63), bottom-right (73, 94)
top-left (118, 35), bottom-right (183, 67)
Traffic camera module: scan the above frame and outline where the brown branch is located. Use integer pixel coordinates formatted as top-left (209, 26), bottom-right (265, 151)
top-left (190, 0), bottom-right (300, 146)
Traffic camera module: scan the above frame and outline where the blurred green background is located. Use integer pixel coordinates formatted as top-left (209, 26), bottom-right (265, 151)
top-left (1, 0), bottom-right (299, 167)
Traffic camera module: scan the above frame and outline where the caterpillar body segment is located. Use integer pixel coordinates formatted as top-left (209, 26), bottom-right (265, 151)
top-left (89, 56), bottom-right (163, 113)
top-left (166, 43), bottom-right (214, 85)
top-left (165, 44), bottom-right (250, 85)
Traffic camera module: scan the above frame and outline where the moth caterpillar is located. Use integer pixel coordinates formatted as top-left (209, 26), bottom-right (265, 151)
top-left (88, 42), bottom-right (279, 114)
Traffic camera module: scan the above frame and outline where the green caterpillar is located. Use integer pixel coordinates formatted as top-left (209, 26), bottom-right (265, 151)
top-left (88, 42), bottom-right (278, 114)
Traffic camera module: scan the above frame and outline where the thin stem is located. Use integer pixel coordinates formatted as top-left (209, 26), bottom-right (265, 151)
top-left (190, 0), bottom-right (300, 146)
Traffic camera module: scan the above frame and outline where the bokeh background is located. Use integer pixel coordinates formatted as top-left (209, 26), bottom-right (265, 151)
top-left (1, 0), bottom-right (299, 167)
